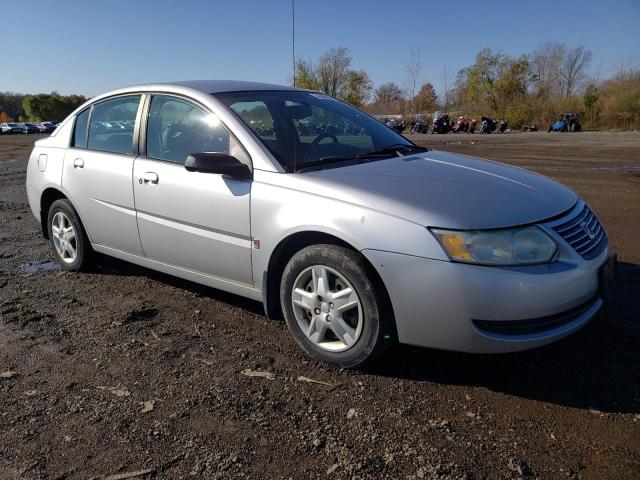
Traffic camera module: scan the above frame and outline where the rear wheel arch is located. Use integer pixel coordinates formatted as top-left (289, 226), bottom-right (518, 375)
top-left (264, 231), bottom-right (397, 340)
top-left (40, 188), bottom-right (68, 239)
top-left (39, 188), bottom-right (90, 242)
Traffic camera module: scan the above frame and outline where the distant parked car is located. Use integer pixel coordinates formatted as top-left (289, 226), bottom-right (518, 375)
top-left (38, 122), bottom-right (57, 134)
top-left (1, 122), bottom-right (24, 134)
top-left (21, 122), bottom-right (40, 134)
top-left (549, 113), bottom-right (581, 132)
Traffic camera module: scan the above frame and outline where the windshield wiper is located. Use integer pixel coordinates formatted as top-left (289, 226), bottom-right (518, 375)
top-left (363, 144), bottom-right (428, 156)
top-left (295, 144), bottom-right (427, 173)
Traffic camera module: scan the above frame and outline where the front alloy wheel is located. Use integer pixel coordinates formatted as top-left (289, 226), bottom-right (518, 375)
top-left (280, 244), bottom-right (393, 368)
top-left (291, 265), bottom-right (363, 352)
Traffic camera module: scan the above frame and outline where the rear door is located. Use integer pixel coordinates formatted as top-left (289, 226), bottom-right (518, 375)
top-left (62, 94), bottom-right (144, 255)
top-left (132, 94), bottom-right (253, 285)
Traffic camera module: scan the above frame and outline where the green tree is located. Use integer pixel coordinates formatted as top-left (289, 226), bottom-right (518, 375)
top-left (316, 47), bottom-right (352, 97)
top-left (583, 83), bottom-right (599, 127)
top-left (454, 49), bottom-right (531, 123)
top-left (293, 58), bottom-right (319, 90)
top-left (342, 70), bottom-right (372, 109)
top-left (22, 93), bottom-right (86, 121)
top-left (584, 83), bottom-right (599, 110)
top-left (292, 48), bottom-right (371, 108)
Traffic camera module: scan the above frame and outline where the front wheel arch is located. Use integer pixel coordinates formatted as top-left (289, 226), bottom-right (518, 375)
top-left (264, 231), bottom-right (397, 341)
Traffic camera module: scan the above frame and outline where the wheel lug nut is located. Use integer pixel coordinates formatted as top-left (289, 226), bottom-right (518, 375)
top-left (314, 308), bottom-right (321, 315)
top-left (326, 315), bottom-right (332, 322)
top-left (329, 303), bottom-right (334, 309)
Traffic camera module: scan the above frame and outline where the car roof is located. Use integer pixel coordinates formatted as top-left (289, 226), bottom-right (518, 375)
top-left (163, 80), bottom-right (295, 93)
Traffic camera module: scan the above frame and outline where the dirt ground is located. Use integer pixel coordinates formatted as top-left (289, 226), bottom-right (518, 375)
top-left (0, 131), bottom-right (639, 480)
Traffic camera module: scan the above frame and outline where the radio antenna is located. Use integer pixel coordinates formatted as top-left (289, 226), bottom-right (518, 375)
top-left (292, 0), bottom-right (296, 89)
top-left (291, 0), bottom-right (297, 172)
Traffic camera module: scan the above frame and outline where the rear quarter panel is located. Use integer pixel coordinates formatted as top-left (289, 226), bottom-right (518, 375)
top-left (26, 144), bottom-right (66, 222)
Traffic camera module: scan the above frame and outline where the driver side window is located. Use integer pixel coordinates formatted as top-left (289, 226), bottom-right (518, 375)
top-left (146, 95), bottom-right (243, 165)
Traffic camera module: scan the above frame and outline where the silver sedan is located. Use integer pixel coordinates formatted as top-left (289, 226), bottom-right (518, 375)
top-left (25, 81), bottom-right (616, 367)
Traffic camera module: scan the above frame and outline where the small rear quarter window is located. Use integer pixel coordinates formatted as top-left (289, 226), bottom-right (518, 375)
top-left (72, 109), bottom-right (90, 148)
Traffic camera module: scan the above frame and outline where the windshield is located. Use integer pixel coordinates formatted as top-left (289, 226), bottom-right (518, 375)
top-left (215, 90), bottom-right (421, 172)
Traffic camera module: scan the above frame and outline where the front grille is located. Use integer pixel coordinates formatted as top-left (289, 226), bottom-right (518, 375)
top-left (472, 296), bottom-right (599, 336)
top-left (551, 204), bottom-right (607, 260)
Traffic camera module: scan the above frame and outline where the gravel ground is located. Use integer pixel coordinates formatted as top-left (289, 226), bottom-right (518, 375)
top-left (0, 131), bottom-right (639, 479)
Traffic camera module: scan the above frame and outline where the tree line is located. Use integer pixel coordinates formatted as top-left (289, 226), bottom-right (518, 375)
top-left (294, 44), bottom-right (640, 129)
top-left (0, 92), bottom-right (86, 123)
top-left (3, 44), bottom-right (637, 130)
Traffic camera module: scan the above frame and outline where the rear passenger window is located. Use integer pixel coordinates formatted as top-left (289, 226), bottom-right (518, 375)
top-left (87, 95), bottom-right (141, 155)
top-left (72, 109), bottom-right (90, 148)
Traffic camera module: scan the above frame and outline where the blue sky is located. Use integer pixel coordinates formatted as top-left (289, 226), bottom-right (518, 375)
top-left (1, 0), bottom-right (638, 97)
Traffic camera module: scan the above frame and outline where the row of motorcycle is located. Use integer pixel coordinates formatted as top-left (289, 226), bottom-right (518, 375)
top-left (405, 114), bottom-right (508, 135)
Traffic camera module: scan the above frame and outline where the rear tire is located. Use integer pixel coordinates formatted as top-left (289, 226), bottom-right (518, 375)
top-left (280, 245), bottom-right (392, 368)
top-left (47, 199), bottom-right (93, 272)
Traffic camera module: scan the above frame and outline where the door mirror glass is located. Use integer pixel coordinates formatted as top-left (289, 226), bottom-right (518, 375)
top-left (184, 152), bottom-right (252, 179)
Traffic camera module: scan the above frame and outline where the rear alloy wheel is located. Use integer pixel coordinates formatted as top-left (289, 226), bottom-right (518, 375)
top-left (51, 211), bottom-right (78, 264)
top-left (281, 244), bottom-right (392, 368)
top-left (47, 199), bottom-right (93, 271)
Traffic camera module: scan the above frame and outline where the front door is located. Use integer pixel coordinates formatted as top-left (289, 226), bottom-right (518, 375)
top-left (132, 94), bottom-right (253, 285)
top-left (62, 94), bottom-right (144, 255)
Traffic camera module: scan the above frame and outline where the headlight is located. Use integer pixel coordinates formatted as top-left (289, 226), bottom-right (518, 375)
top-left (431, 226), bottom-right (557, 265)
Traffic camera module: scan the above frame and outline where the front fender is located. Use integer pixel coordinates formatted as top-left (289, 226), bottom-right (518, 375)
top-left (250, 170), bottom-right (451, 293)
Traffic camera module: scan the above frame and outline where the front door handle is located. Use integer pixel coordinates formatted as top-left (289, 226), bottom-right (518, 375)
top-left (73, 158), bottom-right (84, 168)
top-left (142, 172), bottom-right (159, 184)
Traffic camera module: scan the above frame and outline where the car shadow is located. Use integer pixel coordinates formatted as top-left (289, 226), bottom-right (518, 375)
top-left (92, 254), bottom-right (639, 414)
top-left (363, 260), bottom-right (640, 415)
top-left (92, 253), bottom-right (265, 316)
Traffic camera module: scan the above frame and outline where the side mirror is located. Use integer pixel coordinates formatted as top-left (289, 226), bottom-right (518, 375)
top-left (184, 152), bottom-right (252, 180)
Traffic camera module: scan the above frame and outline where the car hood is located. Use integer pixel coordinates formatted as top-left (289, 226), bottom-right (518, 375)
top-left (305, 150), bottom-right (577, 229)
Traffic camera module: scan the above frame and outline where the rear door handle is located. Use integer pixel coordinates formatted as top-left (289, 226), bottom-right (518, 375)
top-left (73, 158), bottom-right (84, 168)
top-left (142, 172), bottom-right (159, 184)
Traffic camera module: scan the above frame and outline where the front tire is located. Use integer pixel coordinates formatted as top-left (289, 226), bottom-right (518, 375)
top-left (280, 245), bottom-right (392, 368)
top-left (47, 199), bottom-right (93, 271)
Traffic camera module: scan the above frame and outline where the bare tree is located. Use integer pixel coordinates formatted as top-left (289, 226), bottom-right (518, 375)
top-left (372, 82), bottom-right (404, 114)
top-left (531, 42), bottom-right (565, 98)
top-left (559, 45), bottom-right (593, 97)
top-left (405, 46), bottom-right (422, 116)
top-left (316, 47), bottom-right (352, 97)
top-left (530, 43), bottom-right (593, 98)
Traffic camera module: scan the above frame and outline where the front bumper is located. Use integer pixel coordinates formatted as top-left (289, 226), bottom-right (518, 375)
top-left (363, 246), bottom-right (610, 353)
